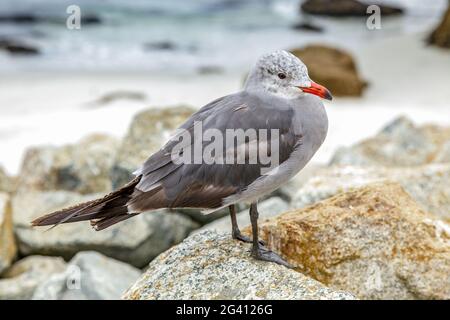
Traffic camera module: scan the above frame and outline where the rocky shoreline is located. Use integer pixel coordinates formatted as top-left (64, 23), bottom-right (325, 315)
top-left (0, 107), bottom-right (449, 300)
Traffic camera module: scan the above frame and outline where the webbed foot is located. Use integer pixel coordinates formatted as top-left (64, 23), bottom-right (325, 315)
top-left (251, 245), bottom-right (292, 268)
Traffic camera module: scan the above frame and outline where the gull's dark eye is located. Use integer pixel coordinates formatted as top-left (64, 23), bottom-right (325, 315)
top-left (278, 73), bottom-right (286, 79)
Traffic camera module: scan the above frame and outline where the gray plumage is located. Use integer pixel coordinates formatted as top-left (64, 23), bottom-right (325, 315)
top-left (32, 50), bottom-right (329, 238)
top-left (129, 91), bottom-right (327, 213)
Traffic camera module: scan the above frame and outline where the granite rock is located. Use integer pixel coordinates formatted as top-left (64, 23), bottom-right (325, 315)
top-left (330, 117), bottom-right (450, 167)
top-left (123, 231), bottom-right (356, 300)
top-left (13, 191), bottom-right (199, 267)
top-left (251, 182), bottom-right (450, 299)
top-left (0, 193), bottom-right (16, 274)
top-left (0, 256), bottom-right (66, 299)
top-left (32, 251), bottom-right (140, 300)
top-left (16, 134), bottom-right (119, 194)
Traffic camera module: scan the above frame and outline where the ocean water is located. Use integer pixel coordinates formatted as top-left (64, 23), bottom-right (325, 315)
top-left (0, 0), bottom-right (447, 73)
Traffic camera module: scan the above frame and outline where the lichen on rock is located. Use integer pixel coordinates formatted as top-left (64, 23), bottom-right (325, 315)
top-left (250, 182), bottom-right (450, 300)
top-left (123, 231), bottom-right (356, 300)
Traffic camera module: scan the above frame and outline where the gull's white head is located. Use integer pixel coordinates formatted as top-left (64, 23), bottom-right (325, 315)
top-left (244, 50), bottom-right (332, 101)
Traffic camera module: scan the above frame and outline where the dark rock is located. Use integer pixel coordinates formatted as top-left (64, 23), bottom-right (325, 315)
top-left (301, 0), bottom-right (403, 17)
top-left (0, 14), bottom-right (38, 24)
top-left (0, 14), bottom-right (102, 25)
top-left (0, 38), bottom-right (39, 55)
top-left (81, 15), bottom-right (102, 25)
top-left (428, 5), bottom-right (450, 48)
top-left (292, 22), bottom-right (323, 32)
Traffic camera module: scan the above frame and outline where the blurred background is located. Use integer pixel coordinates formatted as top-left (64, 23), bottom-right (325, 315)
top-left (0, 0), bottom-right (449, 174)
top-left (0, 0), bottom-right (449, 300)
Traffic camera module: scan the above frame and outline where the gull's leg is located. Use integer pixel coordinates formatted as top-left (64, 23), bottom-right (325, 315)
top-left (249, 202), bottom-right (292, 268)
top-left (229, 205), bottom-right (264, 245)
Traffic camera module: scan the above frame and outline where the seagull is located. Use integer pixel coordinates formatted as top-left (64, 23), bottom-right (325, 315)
top-left (32, 50), bottom-right (331, 267)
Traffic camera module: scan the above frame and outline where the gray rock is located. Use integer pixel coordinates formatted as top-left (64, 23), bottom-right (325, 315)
top-left (428, 4), bottom-right (450, 48)
top-left (0, 166), bottom-right (14, 193)
top-left (195, 197), bottom-right (289, 235)
top-left (301, 0), bottom-right (403, 17)
top-left (123, 231), bottom-right (356, 300)
top-left (175, 207), bottom-right (231, 225)
top-left (16, 134), bottom-right (119, 194)
top-left (110, 105), bottom-right (195, 189)
top-left (0, 256), bottom-right (66, 299)
top-left (32, 251), bottom-right (140, 300)
top-left (272, 163), bottom-right (323, 201)
top-left (435, 140), bottom-right (450, 163)
top-left (292, 164), bottom-right (450, 221)
top-left (13, 191), bottom-right (200, 268)
top-left (0, 193), bottom-right (16, 274)
top-left (330, 116), bottom-right (450, 167)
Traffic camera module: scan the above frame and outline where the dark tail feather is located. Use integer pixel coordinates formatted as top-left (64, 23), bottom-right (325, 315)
top-left (31, 176), bottom-right (142, 230)
top-left (90, 213), bottom-right (140, 231)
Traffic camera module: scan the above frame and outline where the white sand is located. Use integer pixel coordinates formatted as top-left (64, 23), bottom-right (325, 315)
top-left (0, 32), bottom-right (449, 175)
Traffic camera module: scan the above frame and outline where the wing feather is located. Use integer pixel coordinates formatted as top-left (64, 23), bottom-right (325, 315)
top-left (133, 91), bottom-right (303, 210)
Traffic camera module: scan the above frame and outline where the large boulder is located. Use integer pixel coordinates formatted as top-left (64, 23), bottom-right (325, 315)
top-left (301, 0), bottom-right (403, 17)
top-left (428, 5), bottom-right (450, 48)
top-left (123, 231), bottom-right (355, 300)
top-left (292, 164), bottom-right (450, 222)
top-left (0, 193), bottom-right (16, 274)
top-left (0, 256), bottom-right (66, 299)
top-left (16, 134), bottom-right (119, 194)
top-left (196, 197), bottom-right (289, 235)
top-left (110, 106), bottom-right (195, 189)
top-left (32, 251), bottom-right (140, 300)
top-left (330, 117), bottom-right (450, 167)
top-left (290, 45), bottom-right (367, 97)
top-left (0, 166), bottom-right (14, 193)
top-left (13, 191), bottom-right (199, 268)
top-left (249, 183), bottom-right (450, 300)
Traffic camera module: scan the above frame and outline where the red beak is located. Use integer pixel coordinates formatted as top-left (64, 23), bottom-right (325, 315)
top-left (299, 81), bottom-right (333, 101)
